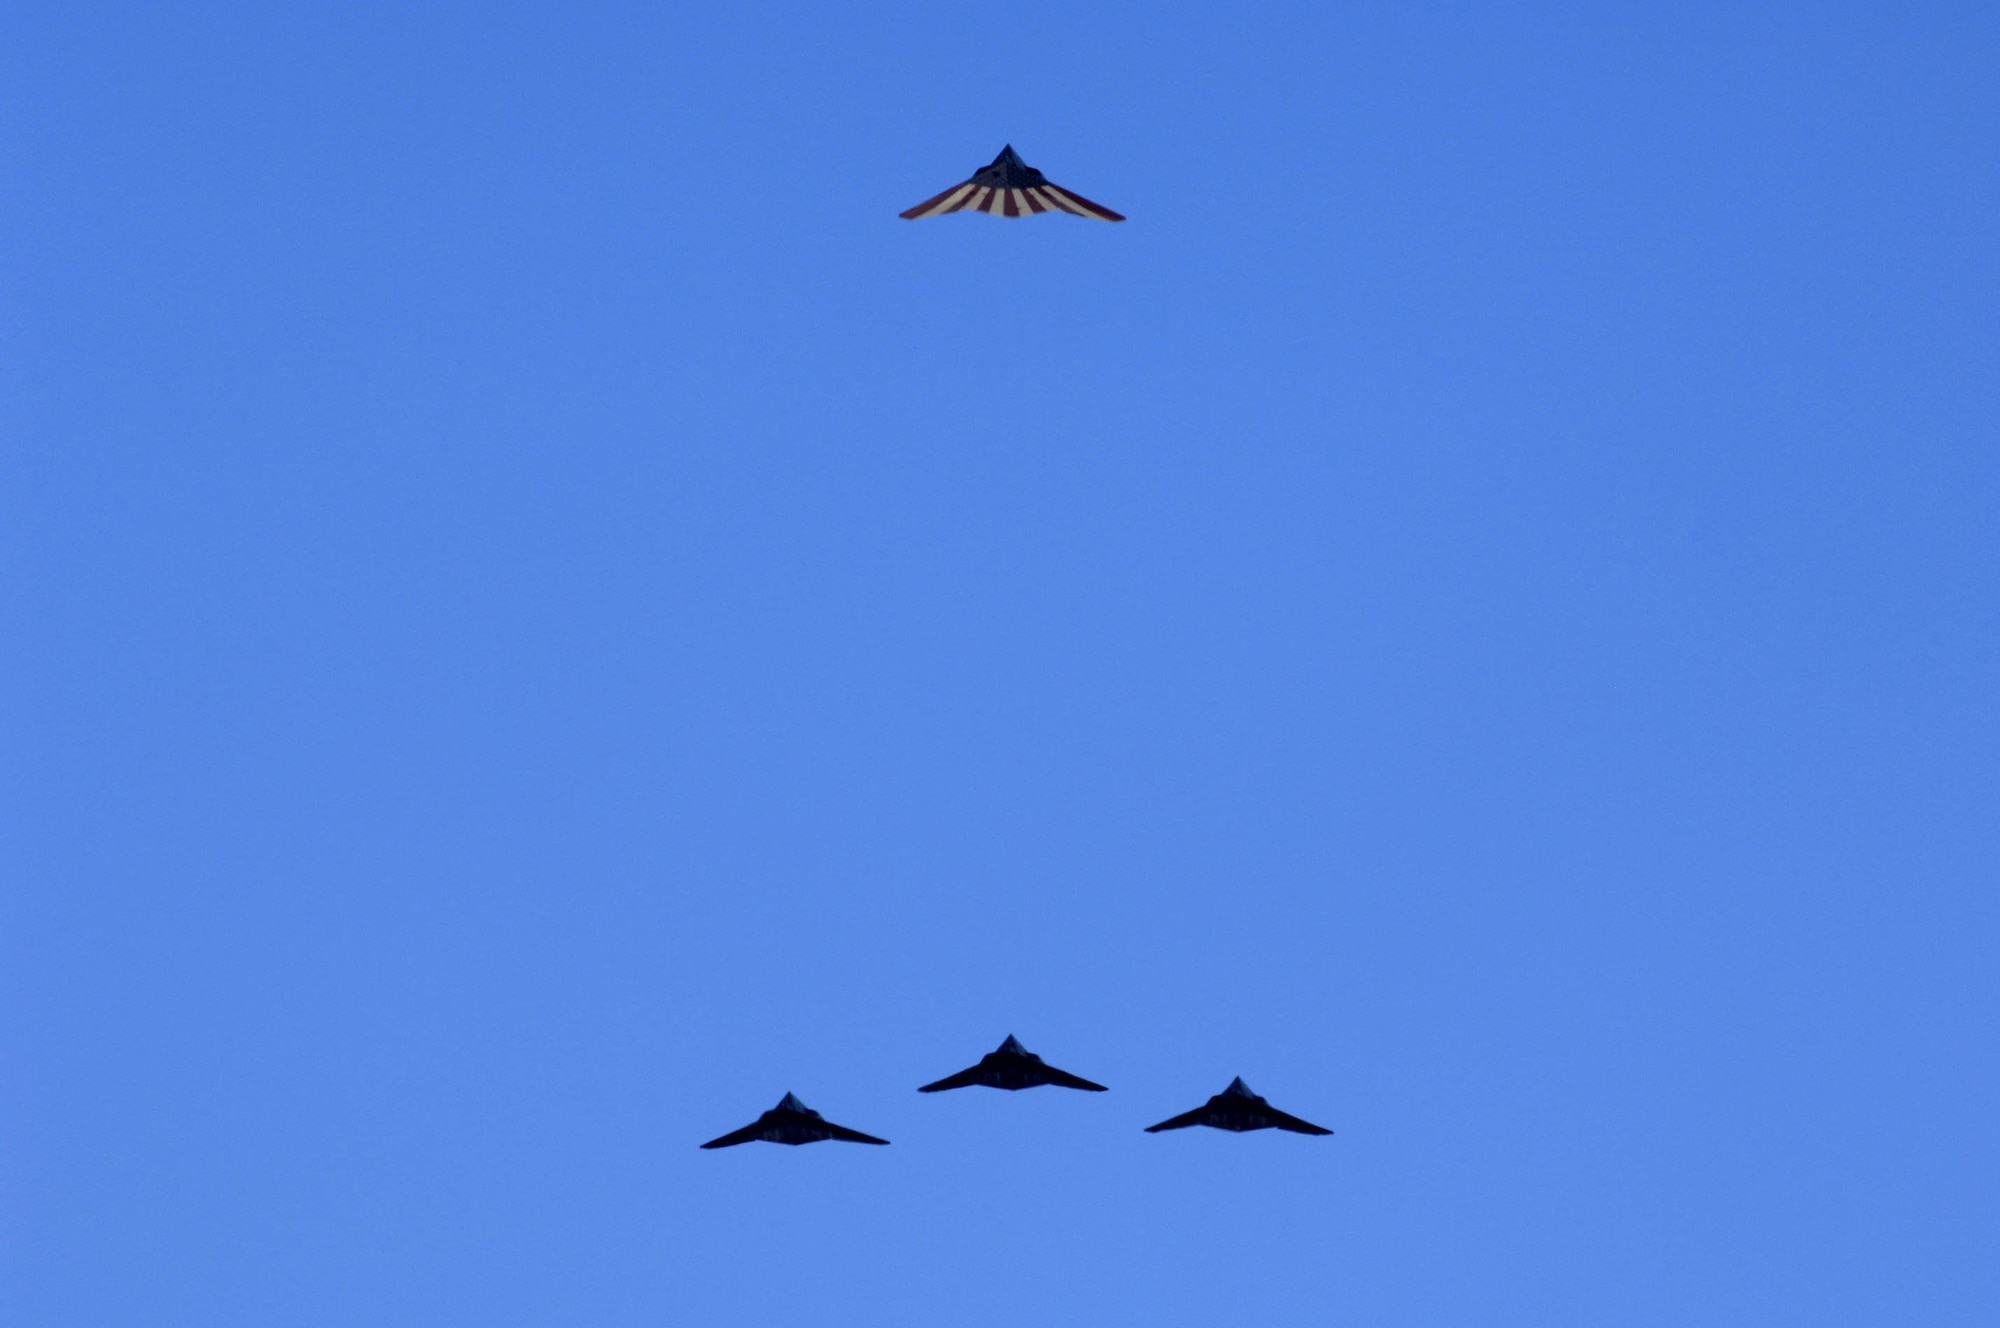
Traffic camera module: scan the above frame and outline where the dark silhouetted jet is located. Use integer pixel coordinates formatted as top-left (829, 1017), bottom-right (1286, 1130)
top-left (1144, 1077), bottom-right (1331, 1135)
top-left (901, 145), bottom-right (1125, 221)
top-left (918, 1034), bottom-right (1108, 1093)
top-left (699, 1093), bottom-right (890, 1149)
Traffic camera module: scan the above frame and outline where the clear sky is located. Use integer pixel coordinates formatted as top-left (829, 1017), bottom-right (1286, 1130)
top-left (5, 4), bottom-right (1996, 1325)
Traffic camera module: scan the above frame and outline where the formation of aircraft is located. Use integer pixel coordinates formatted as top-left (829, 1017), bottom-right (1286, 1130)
top-left (702, 1035), bottom-right (1330, 1149)
top-left (705, 151), bottom-right (1334, 1155)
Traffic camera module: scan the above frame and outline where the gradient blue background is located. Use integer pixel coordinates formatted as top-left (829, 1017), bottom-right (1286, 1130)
top-left (5, 4), bottom-right (1996, 1324)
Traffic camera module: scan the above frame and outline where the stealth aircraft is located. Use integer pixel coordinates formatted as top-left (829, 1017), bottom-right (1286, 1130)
top-left (700, 1092), bottom-right (890, 1149)
top-left (1143, 1077), bottom-right (1331, 1136)
top-left (918, 1034), bottom-right (1109, 1093)
top-left (901, 145), bottom-right (1125, 221)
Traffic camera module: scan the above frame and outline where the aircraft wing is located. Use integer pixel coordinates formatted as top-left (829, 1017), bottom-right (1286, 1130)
top-left (819, 1120), bottom-right (891, 1145)
top-left (699, 1121), bottom-right (765, 1149)
top-left (1040, 1064), bottom-right (1110, 1092)
top-left (1143, 1105), bottom-right (1210, 1133)
top-left (900, 183), bottom-right (974, 219)
top-left (917, 1065), bottom-right (985, 1093)
top-left (1268, 1107), bottom-right (1333, 1136)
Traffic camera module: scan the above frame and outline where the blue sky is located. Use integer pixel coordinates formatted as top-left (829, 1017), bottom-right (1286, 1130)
top-left (4, 3), bottom-right (1996, 1325)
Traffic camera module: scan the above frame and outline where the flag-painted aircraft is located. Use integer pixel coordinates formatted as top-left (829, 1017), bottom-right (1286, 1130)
top-left (901, 145), bottom-right (1124, 221)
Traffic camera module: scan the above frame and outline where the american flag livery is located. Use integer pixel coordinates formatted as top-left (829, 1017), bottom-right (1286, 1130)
top-left (901, 145), bottom-right (1125, 222)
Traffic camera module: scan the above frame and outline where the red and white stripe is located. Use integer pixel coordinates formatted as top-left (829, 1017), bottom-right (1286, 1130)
top-left (900, 183), bottom-right (1124, 222)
